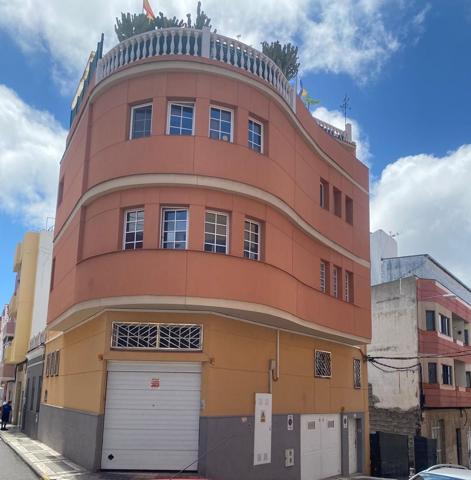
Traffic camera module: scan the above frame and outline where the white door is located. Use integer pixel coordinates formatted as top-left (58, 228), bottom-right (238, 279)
top-left (301, 414), bottom-right (341, 480)
top-left (101, 361), bottom-right (201, 470)
top-left (348, 418), bottom-right (358, 474)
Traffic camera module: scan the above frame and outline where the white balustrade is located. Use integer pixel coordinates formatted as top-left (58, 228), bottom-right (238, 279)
top-left (96, 27), bottom-right (296, 111)
top-left (314, 118), bottom-right (355, 145)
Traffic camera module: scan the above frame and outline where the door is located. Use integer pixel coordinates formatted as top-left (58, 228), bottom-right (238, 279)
top-left (101, 361), bottom-right (201, 471)
top-left (348, 417), bottom-right (358, 474)
top-left (467, 430), bottom-right (471, 467)
top-left (301, 414), bottom-right (341, 480)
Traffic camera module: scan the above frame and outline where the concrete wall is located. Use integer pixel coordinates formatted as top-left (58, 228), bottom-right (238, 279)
top-left (370, 230), bottom-right (398, 286)
top-left (368, 277), bottom-right (420, 410)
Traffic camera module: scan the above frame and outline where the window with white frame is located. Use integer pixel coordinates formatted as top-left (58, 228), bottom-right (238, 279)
top-left (332, 266), bottom-right (341, 298)
top-left (315, 350), bottom-right (332, 378)
top-left (209, 106), bottom-right (233, 142)
top-left (442, 364), bottom-right (453, 385)
top-left (440, 314), bottom-right (451, 336)
top-left (130, 103), bottom-right (152, 139)
top-left (248, 118), bottom-right (263, 153)
top-left (428, 362), bottom-right (438, 384)
top-left (204, 211), bottom-right (229, 254)
top-left (353, 358), bottom-right (361, 388)
top-left (161, 208), bottom-right (188, 249)
top-left (123, 209), bottom-right (144, 250)
top-left (320, 260), bottom-right (329, 293)
top-left (168, 102), bottom-right (194, 135)
top-left (466, 371), bottom-right (471, 388)
top-left (344, 270), bottom-right (354, 303)
top-left (112, 322), bottom-right (202, 351)
top-left (244, 219), bottom-right (261, 260)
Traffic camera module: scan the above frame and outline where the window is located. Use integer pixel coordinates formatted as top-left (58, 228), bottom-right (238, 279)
top-left (440, 314), bottom-right (451, 336)
top-left (353, 359), bottom-right (361, 388)
top-left (57, 177), bottom-right (64, 206)
top-left (466, 371), bottom-right (471, 388)
top-left (161, 208), bottom-right (188, 249)
top-left (320, 179), bottom-right (329, 209)
top-left (45, 351), bottom-right (60, 377)
top-left (209, 106), bottom-right (233, 142)
top-left (244, 219), bottom-right (261, 260)
top-left (130, 103), bottom-right (152, 139)
top-left (426, 310), bottom-right (436, 331)
top-left (112, 322), bottom-right (203, 351)
top-left (315, 350), bottom-right (332, 378)
top-left (442, 364), bottom-right (453, 385)
top-left (50, 258), bottom-right (55, 292)
top-left (345, 196), bottom-right (353, 224)
top-left (428, 362), bottom-right (437, 384)
top-left (465, 330), bottom-right (469, 346)
top-left (123, 209), bottom-right (144, 250)
top-left (204, 211), bottom-right (229, 254)
top-left (332, 266), bottom-right (341, 299)
top-left (320, 260), bottom-right (329, 293)
top-left (168, 102), bottom-right (194, 135)
top-left (344, 271), bottom-right (354, 303)
top-left (248, 118), bottom-right (263, 153)
top-left (333, 187), bottom-right (342, 217)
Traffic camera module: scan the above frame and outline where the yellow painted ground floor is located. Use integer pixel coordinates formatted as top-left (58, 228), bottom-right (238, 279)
top-left (39, 311), bottom-right (370, 479)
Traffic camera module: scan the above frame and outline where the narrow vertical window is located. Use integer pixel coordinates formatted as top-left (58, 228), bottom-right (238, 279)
top-left (333, 187), bottom-right (342, 217)
top-left (130, 103), bottom-right (152, 139)
top-left (204, 211), bottom-right (229, 254)
top-left (345, 196), bottom-right (353, 224)
top-left (320, 260), bottom-right (329, 293)
top-left (442, 364), bottom-right (453, 385)
top-left (320, 179), bottom-right (329, 209)
top-left (248, 118), bottom-right (263, 153)
top-left (209, 106), bottom-right (233, 142)
top-left (353, 359), bottom-right (361, 388)
top-left (426, 310), bottom-right (436, 331)
top-left (344, 271), bottom-right (354, 303)
top-left (244, 219), bottom-right (261, 260)
top-left (466, 371), bottom-right (471, 388)
top-left (168, 102), bottom-right (194, 135)
top-left (440, 314), bottom-right (450, 336)
top-left (428, 363), bottom-right (437, 384)
top-left (465, 330), bottom-right (469, 346)
top-left (161, 208), bottom-right (188, 249)
top-left (123, 209), bottom-right (144, 250)
top-left (57, 177), bottom-right (64, 206)
top-left (49, 258), bottom-right (56, 292)
top-left (332, 266), bottom-right (341, 298)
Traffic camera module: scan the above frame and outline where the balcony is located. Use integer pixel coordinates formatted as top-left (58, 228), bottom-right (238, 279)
top-left (13, 243), bottom-right (22, 272)
top-left (423, 383), bottom-right (471, 408)
top-left (0, 363), bottom-right (15, 381)
top-left (1, 319), bottom-right (15, 339)
top-left (419, 330), bottom-right (471, 363)
top-left (8, 294), bottom-right (17, 316)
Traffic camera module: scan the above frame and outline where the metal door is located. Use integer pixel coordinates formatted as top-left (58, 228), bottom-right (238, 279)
top-left (348, 417), bottom-right (358, 474)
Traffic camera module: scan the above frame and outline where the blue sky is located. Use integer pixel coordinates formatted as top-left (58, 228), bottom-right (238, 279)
top-left (1, 0), bottom-right (471, 307)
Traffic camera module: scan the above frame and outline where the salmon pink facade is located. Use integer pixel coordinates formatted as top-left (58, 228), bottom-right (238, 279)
top-left (41, 28), bottom-right (371, 479)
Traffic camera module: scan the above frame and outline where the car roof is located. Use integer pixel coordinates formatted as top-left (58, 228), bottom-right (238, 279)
top-left (415, 468), bottom-right (471, 480)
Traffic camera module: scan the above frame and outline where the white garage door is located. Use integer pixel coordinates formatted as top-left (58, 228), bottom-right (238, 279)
top-left (101, 361), bottom-right (201, 471)
top-left (301, 414), bottom-right (341, 480)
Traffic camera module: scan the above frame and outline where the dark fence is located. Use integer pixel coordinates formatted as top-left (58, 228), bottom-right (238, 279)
top-left (414, 435), bottom-right (437, 473)
top-left (370, 431), bottom-right (410, 478)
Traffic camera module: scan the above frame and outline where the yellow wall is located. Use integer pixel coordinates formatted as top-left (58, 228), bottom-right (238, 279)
top-left (43, 311), bottom-right (368, 419)
top-left (7, 232), bottom-right (39, 364)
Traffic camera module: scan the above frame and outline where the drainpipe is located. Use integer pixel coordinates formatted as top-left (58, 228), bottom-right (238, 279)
top-left (268, 330), bottom-right (280, 393)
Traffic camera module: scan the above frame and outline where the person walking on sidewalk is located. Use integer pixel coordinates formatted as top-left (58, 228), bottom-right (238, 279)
top-left (1, 401), bottom-right (12, 430)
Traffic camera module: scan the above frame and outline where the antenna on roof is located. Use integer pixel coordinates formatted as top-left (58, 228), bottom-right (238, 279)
top-left (339, 94), bottom-right (351, 129)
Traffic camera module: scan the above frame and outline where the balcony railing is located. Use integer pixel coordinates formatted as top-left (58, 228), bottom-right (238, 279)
top-left (315, 118), bottom-right (354, 145)
top-left (97, 27), bottom-right (296, 111)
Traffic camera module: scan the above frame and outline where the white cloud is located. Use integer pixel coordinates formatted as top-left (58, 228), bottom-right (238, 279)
top-left (0, 85), bottom-right (66, 227)
top-left (312, 106), bottom-right (371, 165)
top-left (0, 0), bottom-right (426, 93)
top-left (370, 145), bottom-right (471, 285)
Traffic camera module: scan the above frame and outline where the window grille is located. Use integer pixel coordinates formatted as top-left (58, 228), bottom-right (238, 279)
top-left (209, 106), bottom-right (233, 142)
top-left (327, 420), bottom-right (335, 428)
top-left (320, 179), bottom-right (329, 209)
top-left (161, 208), bottom-right (188, 249)
top-left (244, 219), bottom-right (261, 260)
top-left (248, 118), bottom-right (263, 153)
top-left (320, 261), bottom-right (328, 293)
top-left (168, 102), bottom-right (194, 135)
top-left (332, 266), bottom-right (340, 298)
top-left (204, 211), bottom-right (229, 253)
top-left (130, 104), bottom-right (152, 139)
top-left (344, 271), bottom-right (353, 303)
top-left (123, 209), bottom-right (144, 250)
top-left (353, 358), bottom-right (361, 388)
top-left (112, 323), bottom-right (203, 351)
top-left (315, 350), bottom-right (332, 378)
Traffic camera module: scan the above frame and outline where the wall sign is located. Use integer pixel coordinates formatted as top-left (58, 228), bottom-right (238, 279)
top-left (150, 378), bottom-right (160, 389)
top-left (287, 414), bottom-right (294, 431)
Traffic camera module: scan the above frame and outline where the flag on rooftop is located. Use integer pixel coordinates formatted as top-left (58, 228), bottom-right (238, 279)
top-left (143, 0), bottom-right (156, 20)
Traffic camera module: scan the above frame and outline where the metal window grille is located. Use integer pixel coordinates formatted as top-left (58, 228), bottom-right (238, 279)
top-left (204, 211), bottom-right (229, 253)
top-left (248, 119), bottom-right (263, 153)
top-left (353, 358), bottom-right (361, 388)
top-left (332, 266), bottom-right (340, 298)
top-left (315, 350), bottom-right (332, 378)
top-left (168, 103), bottom-right (194, 136)
top-left (344, 271), bottom-right (353, 303)
top-left (244, 219), bottom-right (261, 260)
top-left (123, 209), bottom-right (144, 250)
top-left (112, 323), bottom-right (202, 351)
top-left (320, 261), bottom-right (327, 293)
top-left (130, 104), bottom-right (152, 139)
top-left (209, 107), bottom-right (232, 142)
top-left (161, 208), bottom-right (188, 249)
top-left (327, 420), bottom-right (335, 428)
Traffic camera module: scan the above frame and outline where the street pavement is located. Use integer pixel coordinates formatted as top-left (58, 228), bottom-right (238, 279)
top-left (0, 436), bottom-right (38, 479)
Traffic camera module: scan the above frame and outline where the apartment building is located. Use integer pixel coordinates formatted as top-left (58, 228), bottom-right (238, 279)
top-left (41, 27), bottom-right (371, 479)
top-left (369, 231), bottom-right (471, 468)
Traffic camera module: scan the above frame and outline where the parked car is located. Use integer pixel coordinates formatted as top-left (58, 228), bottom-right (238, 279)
top-left (411, 465), bottom-right (471, 480)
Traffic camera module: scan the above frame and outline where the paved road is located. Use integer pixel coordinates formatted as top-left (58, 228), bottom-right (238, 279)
top-left (0, 437), bottom-right (38, 479)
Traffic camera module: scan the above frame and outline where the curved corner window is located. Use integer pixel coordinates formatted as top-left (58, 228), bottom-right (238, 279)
top-left (123, 209), bottom-right (144, 250)
top-left (248, 118), bottom-right (263, 153)
top-left (168, 102), bottom-right (194, 136)
top-left (130, 103), bottom-right (152, 139)
top-left (161, 208), bottom-right (188, 249)
top-left (209, 106), bottom-right (233, 142)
